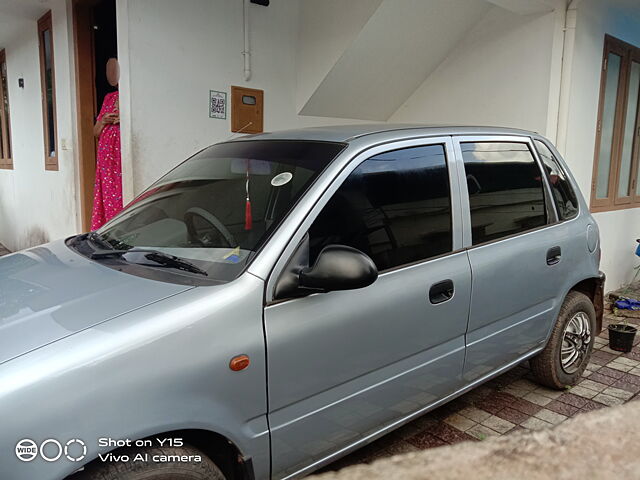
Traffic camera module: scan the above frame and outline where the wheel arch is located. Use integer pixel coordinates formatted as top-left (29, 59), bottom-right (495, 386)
top-left (568, 272), bottom-right (605, 333)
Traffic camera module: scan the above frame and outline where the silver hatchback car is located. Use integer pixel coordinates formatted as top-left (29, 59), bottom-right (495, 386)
top-left (1, 125), bottom-right (604, 480)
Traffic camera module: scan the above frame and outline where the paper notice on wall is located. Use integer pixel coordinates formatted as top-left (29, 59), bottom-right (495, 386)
top-left (209, 90), bottom-right (227, 119)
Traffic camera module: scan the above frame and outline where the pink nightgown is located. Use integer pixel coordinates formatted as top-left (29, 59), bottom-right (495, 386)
top-left (91, 91), bottom-right (122, 230)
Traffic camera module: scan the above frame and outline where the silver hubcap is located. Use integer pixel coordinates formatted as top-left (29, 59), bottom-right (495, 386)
top-left (561, 311), bottom-right (591, 374)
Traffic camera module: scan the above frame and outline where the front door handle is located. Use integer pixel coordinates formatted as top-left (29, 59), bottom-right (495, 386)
top-left (429, 279), bottom-right (454, 304)
top-left (547, 246), bottom-right (562, 265)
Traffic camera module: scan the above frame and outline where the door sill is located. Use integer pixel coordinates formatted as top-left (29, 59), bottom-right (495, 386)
top-left (281, 346), bottom-right (544, 480)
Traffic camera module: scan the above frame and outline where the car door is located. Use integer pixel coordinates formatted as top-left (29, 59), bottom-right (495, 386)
top-left (264, 138), bottom-right (472, 479)
top-left (452, 135), bottom-right (569, 382)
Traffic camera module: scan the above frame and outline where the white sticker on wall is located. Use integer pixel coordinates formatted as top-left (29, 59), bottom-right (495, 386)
top-left (209, 90), bottom-right (227, 119)
top-left (271, 172), bottom-right (293, 187)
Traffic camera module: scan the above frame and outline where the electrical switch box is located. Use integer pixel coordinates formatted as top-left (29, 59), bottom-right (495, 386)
top-left (231, 86), bottom-right (264, 134)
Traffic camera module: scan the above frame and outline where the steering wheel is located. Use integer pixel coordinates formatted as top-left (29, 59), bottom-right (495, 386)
top-left (184, 207), bottom-right (236, 248)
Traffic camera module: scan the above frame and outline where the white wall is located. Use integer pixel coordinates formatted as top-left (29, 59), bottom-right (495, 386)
top-left (0, 0), bottom-right (79, 251)
top-left (564, 0), bottom-right (640, 289)
top-left (389, 5), bottom-right (557, 134)
top-left (122, 0), bottom-right (367, 196)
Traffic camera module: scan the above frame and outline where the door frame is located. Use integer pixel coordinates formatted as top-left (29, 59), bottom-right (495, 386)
top-left (262, 136), bottom-right (463, 303)
top-left (72, 0), bottom-right (100, 232)
top-left (450, 134), bottom-right (561, 249)
top-left (263, 136), bottom-right (469, 479)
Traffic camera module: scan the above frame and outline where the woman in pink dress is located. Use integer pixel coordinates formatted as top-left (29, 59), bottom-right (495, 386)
top-left (91, 57), bottom-right (122, 230)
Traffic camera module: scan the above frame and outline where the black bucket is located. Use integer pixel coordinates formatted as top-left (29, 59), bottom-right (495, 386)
top-left (608, 324), bottom-right (638, 353)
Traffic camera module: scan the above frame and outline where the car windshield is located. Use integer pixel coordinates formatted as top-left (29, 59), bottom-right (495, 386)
top-left (95, 140), bottom-right (346, 283)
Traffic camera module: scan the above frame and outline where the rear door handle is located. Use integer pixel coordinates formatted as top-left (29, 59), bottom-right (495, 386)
top-left (547, 246), bottom-right (562, 265)
top-left (429, 279), bottom-right (454, 304)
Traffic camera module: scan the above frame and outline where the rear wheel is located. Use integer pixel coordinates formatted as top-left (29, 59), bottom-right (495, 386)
top-left (72, 445), bottom-right (225, 480)
top-left (531, 291), bottom-right (596, 389)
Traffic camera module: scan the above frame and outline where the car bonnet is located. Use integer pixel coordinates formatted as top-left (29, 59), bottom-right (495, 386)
top-left (0, 239), bottom-right (192, 365)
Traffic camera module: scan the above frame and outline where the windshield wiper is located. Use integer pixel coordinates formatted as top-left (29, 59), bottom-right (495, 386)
top-left (90, 248), bottom-right (208, 276)
top-left (84, 232), bottom-right (116, 251)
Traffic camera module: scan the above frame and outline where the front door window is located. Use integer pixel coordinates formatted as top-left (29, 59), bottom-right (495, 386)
top-left (308, 144), bottom-right (453, 271)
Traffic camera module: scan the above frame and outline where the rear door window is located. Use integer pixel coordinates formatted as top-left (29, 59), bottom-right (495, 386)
top-left (534, 139), bottom-right (579, 220)
top-left (461, 141), bottom-right (547, 245)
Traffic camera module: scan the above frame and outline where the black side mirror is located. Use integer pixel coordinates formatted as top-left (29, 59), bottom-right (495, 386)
top-left (273, 237), bottom-right (378, 300)
top-left (299, 245), bottom-right (378, 293)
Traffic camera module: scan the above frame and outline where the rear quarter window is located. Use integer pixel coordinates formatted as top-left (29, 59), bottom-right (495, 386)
top-left (533, 139), bottom-right (579, 220)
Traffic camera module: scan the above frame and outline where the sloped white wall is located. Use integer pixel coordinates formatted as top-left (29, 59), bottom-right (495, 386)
top-left (299, 0), bottom-right (490, 121)
top-left (389, 5), bottom-right (557, 134)
top-left (0, 0), bottom-right (79, 251)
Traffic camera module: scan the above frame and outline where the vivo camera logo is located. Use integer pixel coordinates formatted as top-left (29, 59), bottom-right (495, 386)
top-left (15, 438), bottom-right (87, 463)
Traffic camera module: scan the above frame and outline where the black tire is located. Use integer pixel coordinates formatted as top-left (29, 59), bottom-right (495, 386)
top-left (531, 291), bottom-right (596, 389)
top-left (72, 444), bottom-right (225, 480)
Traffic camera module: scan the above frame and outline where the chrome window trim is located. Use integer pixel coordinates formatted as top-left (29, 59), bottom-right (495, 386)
top-left (247, 132), bottom-right (531, 281)
top-left (261, 136), bottom-right (459, 304)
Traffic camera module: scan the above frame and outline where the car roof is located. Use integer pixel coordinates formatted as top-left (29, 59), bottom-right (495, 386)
top-left (229, 124), bottom-right (539, 144)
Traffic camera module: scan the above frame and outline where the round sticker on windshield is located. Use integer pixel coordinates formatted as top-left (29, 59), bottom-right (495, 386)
top-left (271, 172), bottom-right (293, 187)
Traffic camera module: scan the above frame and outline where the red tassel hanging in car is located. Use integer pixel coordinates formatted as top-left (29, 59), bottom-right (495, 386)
top-left (245, 197), bottom-right (252, 230)
top-left (244, 168), bottom-right (252, 230)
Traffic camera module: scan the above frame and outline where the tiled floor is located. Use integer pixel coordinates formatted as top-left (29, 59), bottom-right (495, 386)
top-left (323, 313), bottom-right (640, 472)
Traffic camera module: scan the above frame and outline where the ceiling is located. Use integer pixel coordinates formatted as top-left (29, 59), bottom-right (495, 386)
top-left (0, 0), bottom-right (51, 49)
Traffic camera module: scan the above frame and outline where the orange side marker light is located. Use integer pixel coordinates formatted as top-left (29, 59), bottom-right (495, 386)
top-left (229, 354), bottom-right (250, 371)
